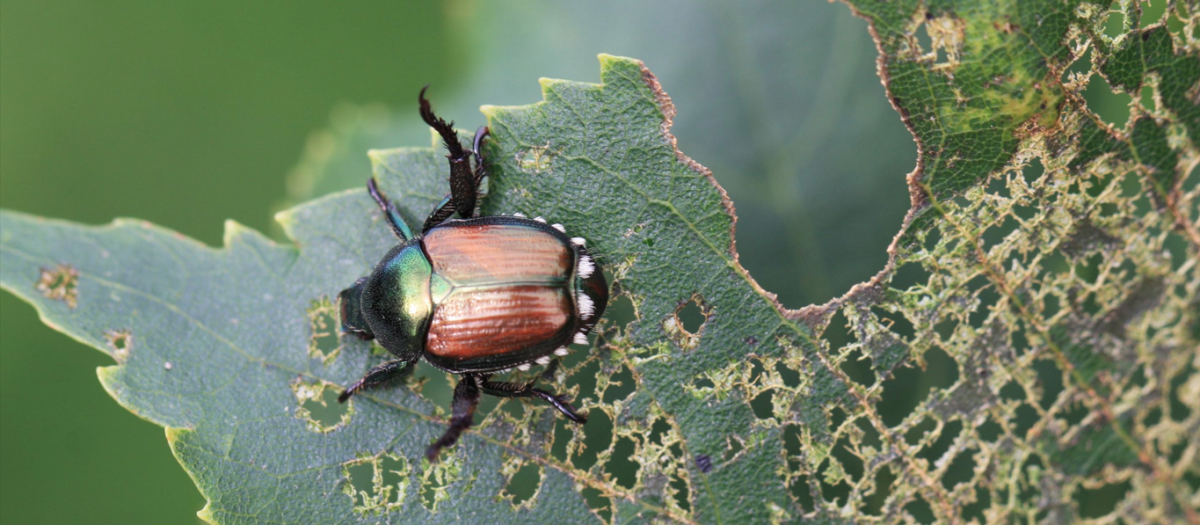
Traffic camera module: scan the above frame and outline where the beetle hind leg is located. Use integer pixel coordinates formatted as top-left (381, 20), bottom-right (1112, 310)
top-left (481, 376), bottom-right (587, 424)
top-left (426, 374), bottom-right (482, 461)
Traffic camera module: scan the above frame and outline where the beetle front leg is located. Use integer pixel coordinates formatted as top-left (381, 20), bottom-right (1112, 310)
top-left (471, 126), bottom-right (489, 184)
top-left (337, 358), bottom-right (416, 403)
top-left (426, 374), bottom-right (481, 461)
top-left (481, 377), bottom-right (587, 424)
top-left (418, 87), bottom-right (478, 221)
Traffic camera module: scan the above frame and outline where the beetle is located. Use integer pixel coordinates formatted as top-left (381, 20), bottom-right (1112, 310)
top-left (336, 88), bottom-right (608, 461)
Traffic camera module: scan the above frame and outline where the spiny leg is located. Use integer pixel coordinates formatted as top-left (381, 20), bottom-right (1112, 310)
top-left (338, 358), bottom-right (416, 403)
top-left (419, 87), bottom-right (483, 229)
top-left (366, 178), bottom-right (413, 240)
top-left (421, 125), bottom-right (490, 231)
top-left (471, 126), bottom-right (490, 184)
top-left (481, 376), bottom-right (587, 424)
top-left (427, 374), bottom-right (481, 461)
top-left (540, 358), bottom-right (560, 381)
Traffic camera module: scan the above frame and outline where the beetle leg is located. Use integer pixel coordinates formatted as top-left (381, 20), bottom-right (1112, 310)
top-left (366, 178), bottom-right (413, 241)
top-left (539, 358), bottom-right (560, 381)
top-left (471, 126), bottom-right (490, 184)
top-left (418, 87), bottom-right (478, 223)
top-left (421, 126), bottom-right (491, 233)
top-left (337, 358), bottom-right (416, 403)
top-left (422, 195), bottom-right (455, 233)
top-left (427, 374), bottom-right (481, 461)
top-left (481, 378), bottom-right (587, 424)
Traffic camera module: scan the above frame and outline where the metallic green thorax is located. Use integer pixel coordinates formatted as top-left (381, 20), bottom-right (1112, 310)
top-left (359, 241), bottom-right (432, 358)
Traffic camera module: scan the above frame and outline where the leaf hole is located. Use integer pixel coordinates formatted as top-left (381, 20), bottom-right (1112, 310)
top-left (823, 307), bottom-right (855, 347)
top-left (839, 346), bottom-right (876, 388)
top-left (550, 418), bottom-right (573, 462)
top-left (999, 379), bottom-right (1026, 401)
top-left (774, 360), bottom-right (802, 388)
top-left (1140, 406), bottom-right (1162, 427)
top-left (572, 409), bottom-right (611, 471)
top-left (969, 285), bottom-right (1001, 329)
top-left (817, 457), bottom-right (851, 507)
top-left (1059, 399), bottom-right (1090, 427)
top-left (871, 306), bottom-right (914, 340)
top-left (602, 292), bottom-right (638, 336)
top-left (343, 453), bottom-right (409, 515)
top-left (666, 294), bottom-right (709, 350)
top-left (921, 227), bottom-right (943, 254)
top-left (1103, 9), bottom-right (1124, 38)
top-left (515, 144), bottom-right (554, 173)
top-left (939, 447), bottom-right (977, 489)
top-left (904, 417), bottom-right (938, 446)
top-left (1034, 358), bottom-right (1065, 410)
top-left (904, 495), bottom-right (936, 524)
top-left (1084, 73), bottom-right (1132, 129)
top-left (788, 474), bottom-right (815, 513)
top-left (1074, 479), bottom-right (1131, 518)
top-left (1168, 362), bottom-right (1194, 422)
top-left (1185, 472), bottom-right (1200, 494)
top-left (581, 486), bottom-right (612, 524)
top-left (420, 455), bottom-right (462, 513)
top-left (750, 389), bottom-right (776, 421)
top-left (605, 437), bottom-right (639, 490)
top-left (103, 329), bottom-right (132, 363)
top-left (1042, 293), bottom-right (1061, 319)
top-left (960, 486), bottom-right (990, 523)
top-left (828, 406), bottom-right (848, 434)
top-left (981, 215), bottom-right (1020, 253)
top-left (891, 262), bottom-right (932, 291)
top-left (723, 435), bottom-right (744, 463)
top-left (878, 346), bottom-right (959, 427)
top-left (976, 418), bottom-right (1002, 442)
top-left (648, 417), bottom-right (672, 446)
top-left (502, 462), bottom-right (542, 508)
top-left (292, 379), bottom-right (352, 433)
top-left (1012, 403), bottom-right (1040, 438)
top-left (832, 435), bottom-right (864, 482)
top-left (412, 362), bottom-right (454, 416)
top-left (566, 357), bottom-right (603, 406)
top-left (669, 470), bottom-right (692, 512)
top-left (855, 416), bottom-right (883, 449)
top-left (860, 466), bottom-right (895, 516)
top-left (306, 296), bottom-right (342, 364)
top-left (601, 364), bottom-right (636, 404)
top-left (36, 264), bottom-right (79, 309)
top-left (1165, 232), bottom-right (1190, 272)
top-left (1137, 72), bottom-right (1158, 107)
top-left (916, 419), bottom-right (962, 465)
top-left (985, 172), bottom-right (1011, 199)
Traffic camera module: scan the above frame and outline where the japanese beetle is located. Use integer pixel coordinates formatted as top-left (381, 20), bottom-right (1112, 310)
top-left (337, 88), bottom-right (608, 461)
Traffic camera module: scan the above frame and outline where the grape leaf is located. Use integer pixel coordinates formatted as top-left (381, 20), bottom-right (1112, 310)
top-left (3, 1), bottom-right (1199, 524)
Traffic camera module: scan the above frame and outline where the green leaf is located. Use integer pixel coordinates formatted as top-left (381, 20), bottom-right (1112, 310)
top-left (4, 1), bottom-right (1200, 524)
top-left (282, 1), bottom-right (911, 306)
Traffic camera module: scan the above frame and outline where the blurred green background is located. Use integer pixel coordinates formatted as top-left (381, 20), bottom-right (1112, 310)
top-left (0, 0), bottom-right (1133, 523)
